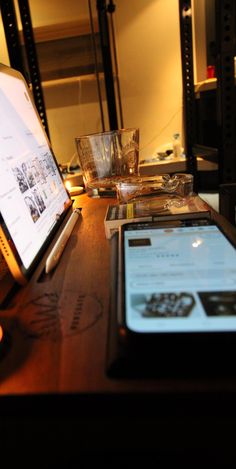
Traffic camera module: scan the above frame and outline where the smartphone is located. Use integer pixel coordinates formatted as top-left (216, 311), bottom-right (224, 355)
top-left (110, 218), bottom-right (236, 377)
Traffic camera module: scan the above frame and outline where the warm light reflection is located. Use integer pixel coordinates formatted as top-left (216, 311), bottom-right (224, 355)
top-left (192, 239), bottom-right (203, 248)
top-left (0, 325), bottom-right (3, 342)
top-left (65, 180), bottom-right (71, 191)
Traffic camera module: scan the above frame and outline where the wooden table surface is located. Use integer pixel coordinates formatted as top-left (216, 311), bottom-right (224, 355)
top-left (0, 193), bottom-right (236, 396)
top-left (1, 193), bottom-right (236, 465)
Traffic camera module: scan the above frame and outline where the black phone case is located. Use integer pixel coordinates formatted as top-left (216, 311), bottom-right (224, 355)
top-left (106, 230), bottom-right (236, 380)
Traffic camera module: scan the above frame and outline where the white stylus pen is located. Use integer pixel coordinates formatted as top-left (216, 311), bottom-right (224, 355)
top-left (45, 208), bottom-right (81, 274)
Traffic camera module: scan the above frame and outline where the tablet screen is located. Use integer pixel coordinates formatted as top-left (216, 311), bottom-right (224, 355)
top-left (123, 221), bottom-right (236, 333)
top-left (0, 65), bottom-right (71, 273)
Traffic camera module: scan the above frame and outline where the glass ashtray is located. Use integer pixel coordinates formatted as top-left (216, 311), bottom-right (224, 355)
top-left (115, 173), bottom-right (193, 203)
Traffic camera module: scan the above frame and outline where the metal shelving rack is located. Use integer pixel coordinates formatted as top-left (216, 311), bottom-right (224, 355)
top-left (179, 0), bottom-right (236, 223)
top-left (215, 0), bottom-right (236, 224)
top-left (215, 0), bottom-right (236, 185)
top-left (96, 0), bottom-right (118, 130)
top-left (0, 0), bottom-right (50, 138)
top-left (0, 0), bottom-right (25, 75)
top-left (179, 0), bottom-right (198, 191)
top-left (17, 0), bottom-right (50, 138)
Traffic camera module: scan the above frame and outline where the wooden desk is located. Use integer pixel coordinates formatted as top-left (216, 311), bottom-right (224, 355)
top-left (1, 194), bottom-right (236, 465)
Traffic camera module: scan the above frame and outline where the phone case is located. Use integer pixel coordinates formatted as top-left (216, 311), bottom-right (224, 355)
top-left (106, 223), bottom-right (236, 379)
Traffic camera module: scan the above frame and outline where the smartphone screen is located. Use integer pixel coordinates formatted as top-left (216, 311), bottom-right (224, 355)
top-left (122, 220), bottom-right (236, 334)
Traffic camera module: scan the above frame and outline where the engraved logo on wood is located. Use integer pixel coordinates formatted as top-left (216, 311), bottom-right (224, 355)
top-left (18, 290), bottom-right (103, 340)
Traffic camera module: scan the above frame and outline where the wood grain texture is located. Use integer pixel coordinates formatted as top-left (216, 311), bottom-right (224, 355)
top-left (1, 194), bottom-right (236, 396)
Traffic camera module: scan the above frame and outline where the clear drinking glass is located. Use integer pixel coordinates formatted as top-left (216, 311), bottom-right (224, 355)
top-left (75, 128), bottom-right (139, 197)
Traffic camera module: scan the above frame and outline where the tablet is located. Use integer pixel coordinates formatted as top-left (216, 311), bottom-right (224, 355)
top-left (0, 64), bottom-right (72, 284)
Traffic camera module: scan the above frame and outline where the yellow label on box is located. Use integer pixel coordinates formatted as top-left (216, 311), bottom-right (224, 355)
top-left (127, 203), bottom-right (134, 219)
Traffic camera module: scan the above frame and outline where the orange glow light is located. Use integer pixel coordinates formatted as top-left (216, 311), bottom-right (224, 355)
top-left (0, 325), bottom-right (3, 342)
top-left (65, 180), bottom-right (72, 191)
